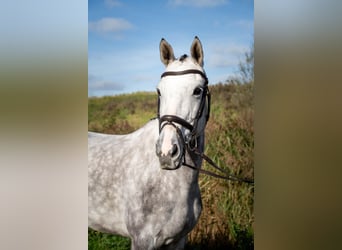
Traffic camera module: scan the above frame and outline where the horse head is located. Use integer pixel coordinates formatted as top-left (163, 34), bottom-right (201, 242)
top-left (155, 37), bottom-right (210, 170)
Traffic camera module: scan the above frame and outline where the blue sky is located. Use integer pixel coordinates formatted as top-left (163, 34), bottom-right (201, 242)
top-left (88, 0), bottom-right (254, 96)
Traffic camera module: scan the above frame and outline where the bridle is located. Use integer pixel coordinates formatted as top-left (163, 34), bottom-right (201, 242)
top-left (157, 69), bottom-right (211, 163)
top-left (158, 69), bottom-right (210, 131)
top-left (156, 69), bottom-right (254, 184)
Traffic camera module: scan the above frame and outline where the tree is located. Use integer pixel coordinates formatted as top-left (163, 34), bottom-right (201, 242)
top-left (227, 44), bottom-right (254, 84)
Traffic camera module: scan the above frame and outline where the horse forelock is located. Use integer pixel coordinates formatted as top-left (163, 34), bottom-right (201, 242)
top-left (179, 54), bottom-right (188, 62)
top-left (165, 55), bottom-right (204, 73)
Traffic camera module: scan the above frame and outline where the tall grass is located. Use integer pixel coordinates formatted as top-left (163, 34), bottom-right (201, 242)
top-left (88, 82), bottom-right (254, 249)
top-left (187, 82), bottom-right (254, 250)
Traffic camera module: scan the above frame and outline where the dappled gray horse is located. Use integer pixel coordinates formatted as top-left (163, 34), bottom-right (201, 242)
top-left (88, 37), bottom-right (210, 250)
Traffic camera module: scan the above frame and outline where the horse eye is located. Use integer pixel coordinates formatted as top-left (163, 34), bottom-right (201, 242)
top-left (156, 88), bottom-right (161, 96)
top-left (193, 87), bottom-right (203, 96)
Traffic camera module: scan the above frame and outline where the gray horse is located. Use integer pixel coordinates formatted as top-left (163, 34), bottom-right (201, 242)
top-left (88, 37), bottom-right (210, 250)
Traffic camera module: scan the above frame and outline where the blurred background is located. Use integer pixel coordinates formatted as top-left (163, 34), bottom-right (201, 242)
top-left (1, 0), bottom-right (342, 249)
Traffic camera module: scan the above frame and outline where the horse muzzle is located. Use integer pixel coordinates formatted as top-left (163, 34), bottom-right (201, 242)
top-left (155, 127), bottom-right (184, 170)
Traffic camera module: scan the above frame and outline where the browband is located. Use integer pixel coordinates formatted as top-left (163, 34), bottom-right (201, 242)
top-left (161, 69), bottom-right (208, 85)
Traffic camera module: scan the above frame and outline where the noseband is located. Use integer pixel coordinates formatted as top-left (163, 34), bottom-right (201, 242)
top-left (157, 69), bottom-right (211, 168)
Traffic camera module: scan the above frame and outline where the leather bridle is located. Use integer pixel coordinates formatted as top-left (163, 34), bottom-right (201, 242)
top-left (157, 69), bottom-right (211, 168)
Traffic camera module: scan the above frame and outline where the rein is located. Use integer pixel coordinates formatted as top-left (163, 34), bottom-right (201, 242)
top-left (184, 147), bottom-right (254, 184)
top-left (157, 69), bottom-right (254, 185)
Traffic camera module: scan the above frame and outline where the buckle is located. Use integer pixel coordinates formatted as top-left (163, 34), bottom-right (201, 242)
top-left (187, 136), bottom-right (198, 151)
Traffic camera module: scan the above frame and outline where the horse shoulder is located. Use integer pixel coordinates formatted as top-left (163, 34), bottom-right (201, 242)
top-left (88, 120), bottom-right (159, 235)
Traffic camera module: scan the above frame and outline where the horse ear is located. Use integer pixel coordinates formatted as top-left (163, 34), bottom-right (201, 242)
top-left (190, 36), bottom-right (204, 67)
top-left (160, 38), bottom-right (175, 66)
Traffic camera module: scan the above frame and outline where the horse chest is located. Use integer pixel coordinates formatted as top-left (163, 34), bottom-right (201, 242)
top-left (124, 171), bottom-right (202, 247)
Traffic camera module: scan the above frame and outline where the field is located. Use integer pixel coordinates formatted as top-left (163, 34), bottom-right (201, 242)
top-left (88, 82), bottom-right (254, 249)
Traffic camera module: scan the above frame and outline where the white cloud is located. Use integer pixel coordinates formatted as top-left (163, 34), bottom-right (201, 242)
top-left (235, 19), bottom-right (254, 31)
top-left (88, 74), bottom-right (124, 92)
top-left (169, 0), bottom-right (228, 7)
top-left (89, 18), bottom-right (133, 33)
top-left (88, 45), bottom-right (163, 96)
top-left (207, 43), bottom-right (247, 68)
top-left (104, 0), bottom-right (122, 8)
top-left (90, 81), bottom-right (124, 91)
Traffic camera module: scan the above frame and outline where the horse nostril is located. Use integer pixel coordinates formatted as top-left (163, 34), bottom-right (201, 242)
top-left (171, 144), bottom-right (178, 158)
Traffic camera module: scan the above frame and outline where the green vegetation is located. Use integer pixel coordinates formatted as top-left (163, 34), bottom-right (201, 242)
top-left (88, 81), bottom-right (254, 249)
top-left (89, 92), bottom-right (156, 134)
top-left (186, 82), bottom-right (254, 250)
top-left (88, 229), bottom-right (131, 250)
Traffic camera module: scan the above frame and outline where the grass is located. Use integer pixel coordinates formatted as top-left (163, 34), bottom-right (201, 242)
top-left (88, 92), bottom-right (156, 134)
top-left (88, 228), bottom-right (131, 250)
top-left (88, 82), bottom-right (254, 249)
